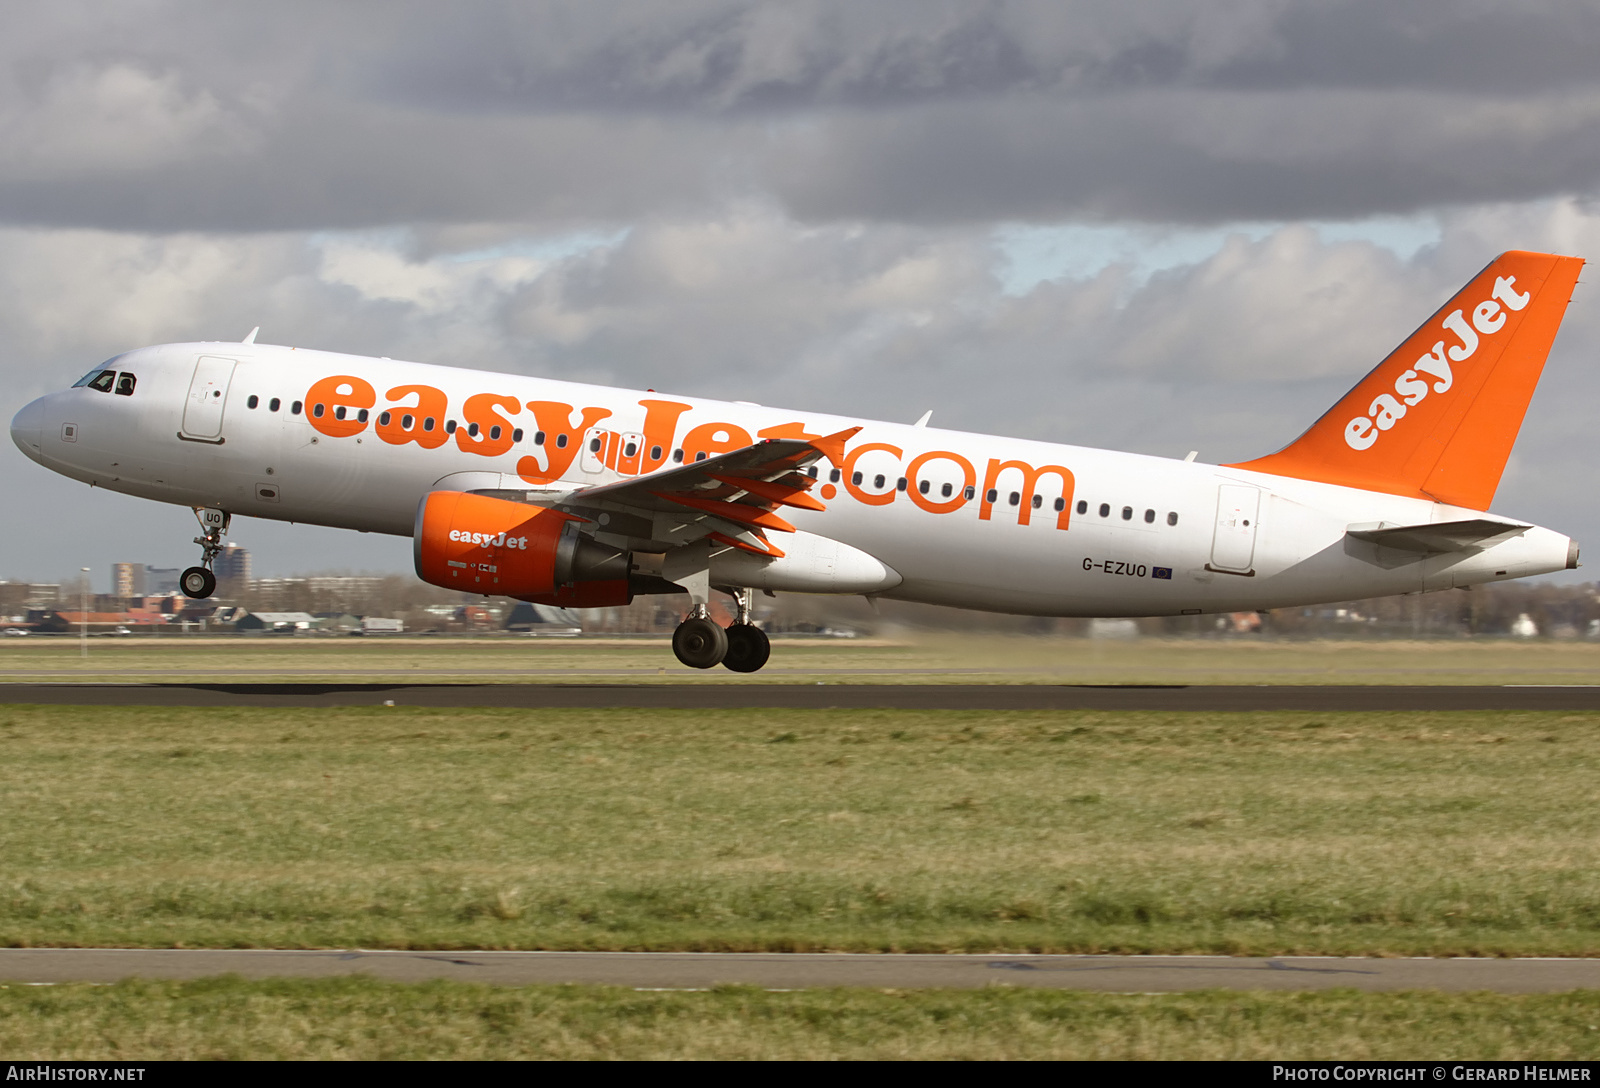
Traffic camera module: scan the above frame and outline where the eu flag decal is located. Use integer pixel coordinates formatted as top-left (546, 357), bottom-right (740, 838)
top-left (1152, 567), bottom-right (1172, 580)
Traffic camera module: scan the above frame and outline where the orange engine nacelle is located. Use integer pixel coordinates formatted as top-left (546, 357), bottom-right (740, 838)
top-left (413, 491), bottom-right (630, 602)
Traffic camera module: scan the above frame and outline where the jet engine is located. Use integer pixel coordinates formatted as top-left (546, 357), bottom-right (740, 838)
top-left (413, 490), bottom-right (632, 606)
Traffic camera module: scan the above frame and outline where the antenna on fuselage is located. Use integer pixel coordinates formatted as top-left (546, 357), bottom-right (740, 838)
top-left (242, 327), bottom-right (259, 344)
top-left (913, 410), bottom-right (932, 428)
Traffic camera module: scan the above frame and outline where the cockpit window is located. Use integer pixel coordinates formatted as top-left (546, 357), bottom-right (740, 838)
top-left (115, 373), bottom-right (136, 396)
top-left (86, 370), bottom-right (116, 393)
top-left (72, 360), bottom-right (121, 388)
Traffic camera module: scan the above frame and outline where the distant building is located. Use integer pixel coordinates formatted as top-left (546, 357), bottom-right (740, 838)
top-left (0, 582), bottom-right (60, 618)
top-left (214, 544), bottom-right (251, 586)
top-left (145, 567), bottom-right (181, 595)
top-left (236, 611), bottom-right (315, 633)
top-left (112, 563), bottom-right (144, 598)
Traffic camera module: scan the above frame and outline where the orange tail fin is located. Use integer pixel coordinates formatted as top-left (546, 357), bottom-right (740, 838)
top-left (1226, 251), bottom-right (1584, 510)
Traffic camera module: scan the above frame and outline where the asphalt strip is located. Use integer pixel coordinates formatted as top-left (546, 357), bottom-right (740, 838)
top-left (5, 683), bottom-right (1600, 710)
top-left (0, 950), bottom-right (1595, 992)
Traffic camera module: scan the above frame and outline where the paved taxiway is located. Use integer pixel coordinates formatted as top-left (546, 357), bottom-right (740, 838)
top-left (0, 950), bottom-right (1595, 992)
top-left (2, 683), bottom-right (1600, 709)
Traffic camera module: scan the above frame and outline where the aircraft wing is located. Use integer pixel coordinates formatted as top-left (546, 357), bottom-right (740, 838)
top-left (1344, 518), bottom-right (1531, 555)
top-left (557, 426), bottom-right (860, 558)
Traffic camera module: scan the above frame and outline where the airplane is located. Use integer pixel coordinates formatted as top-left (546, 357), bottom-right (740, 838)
top-left (8, 250), bottom-right (1585, 671)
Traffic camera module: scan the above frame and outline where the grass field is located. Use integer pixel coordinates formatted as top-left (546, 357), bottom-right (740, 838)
top-left (2, 704), bottom-right (1598, 955)
top-left (2, 632), bottom-right (1600, 684)
top-left (4, 979), bottom-right (1598, 1060)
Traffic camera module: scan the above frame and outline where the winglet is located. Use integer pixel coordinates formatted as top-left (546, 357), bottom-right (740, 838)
top-left (242, 327), bottom-right (260, 344)
top-left (1227, 251), bottom-right (1584, 510)
top-left (809, 426), bottom-right (862, 468)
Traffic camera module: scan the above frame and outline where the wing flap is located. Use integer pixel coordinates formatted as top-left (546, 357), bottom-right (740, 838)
top-left (561, 427), bottom-right (859, 546)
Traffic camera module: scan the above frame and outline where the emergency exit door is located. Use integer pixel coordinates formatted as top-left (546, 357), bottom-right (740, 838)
top-left (1209, 484), bottom-right (1260, 573)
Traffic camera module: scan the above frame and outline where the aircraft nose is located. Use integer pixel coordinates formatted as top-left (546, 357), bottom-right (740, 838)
top-left (10, 396), bottom-right (45, 461)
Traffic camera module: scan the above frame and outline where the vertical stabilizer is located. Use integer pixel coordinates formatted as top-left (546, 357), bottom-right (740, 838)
top-left (1227, 251), bottom-right (1583, 510)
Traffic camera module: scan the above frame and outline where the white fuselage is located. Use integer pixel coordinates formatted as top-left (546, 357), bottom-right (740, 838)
top-left (10, 342), bottom-right (1576, 615)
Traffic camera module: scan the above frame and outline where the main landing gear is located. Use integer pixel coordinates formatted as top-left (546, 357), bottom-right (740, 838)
top-left (181, 507), bottom-right (229, 600)
top-left (671, 588), bottom-right (771, 672)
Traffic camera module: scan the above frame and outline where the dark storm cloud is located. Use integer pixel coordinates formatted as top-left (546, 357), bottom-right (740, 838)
top-left (2, 1), bottom-right (1600, 230)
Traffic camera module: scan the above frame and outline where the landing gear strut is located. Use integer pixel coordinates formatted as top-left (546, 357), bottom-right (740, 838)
top-left (181, 507), bottom-right (229, 600)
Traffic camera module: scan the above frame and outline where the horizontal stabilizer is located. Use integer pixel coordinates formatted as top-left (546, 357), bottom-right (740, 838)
top-left (1344, 517), bottom-right (1529, 555)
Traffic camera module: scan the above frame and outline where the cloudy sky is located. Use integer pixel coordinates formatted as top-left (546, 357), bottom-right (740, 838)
top-left (6, 0), bottom-right (1600, 588)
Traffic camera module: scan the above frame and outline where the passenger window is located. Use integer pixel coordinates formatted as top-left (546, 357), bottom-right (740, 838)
top-left (114, 374), bottom-right (136, 396)
top-left (533, 431), bottom-right (545, 445)
top-left (1008, 492), bottom-right (1020, 506)
top-left (490, 425), bottom-right (502, 441)
top-left (269, 398), bottom-right (281, 412)
top-left (556, 433), bottom-right (567, 448)
top-left (895, 477), bottom-right (907, 491)
top-left (671, 447), bottom-right (681, 462)
top-left (589, 436), bottom-right (600, 452)
top-left (1077, 500), bottom-right (1088, 515)
top-left (468, 422), bottom-right (481, 438)
top-left (829, 469), bottom-right (841, 483)
top-left (1144, 508), bottom-right (1155, 523)
top-left (513, 428), bottom-right (523, 443)
top-left (807, 466), bottom-right (818, 478)
top-left (378, 411), bottom-right (391, 426)
top-left (695, 451), bottom-right (707, 461)
top-left (88, 370), bottom-right (116, 393)
top-left (919, 480), bottom-right (930, 494)
top-left (313, 403), bottom-right (326, 418)
top-left (941, 482), bottom-right (952, 498)
top-left (1031, 494), bottom-right (1043, 509)
top-left (964, 486), bottom-right (976, 501)
top-left (1122, 506), bottom-right (1133, 520)
top-left (291, 401), bottom-right (303, 415)
top-left (986, 489), bottom-right (998, 503)
top-left (446, 420), bottom-right (457, 434)
top-left (424, 417), bottom-right (436, 432)
top-left (357, 408), bottom-right (369, 423)
top-left (1099, 503), bottom-right (1110, 517)
top-left (1167, 511), bottom-right (1179, 526)
top-left (623, 440), bottom-right (636, 457)
top-left (873, 474), bottom-right (886, 489)
top-left (1054, 498), bottom-right (1065, 512)
top-left (402, 415), bottom-right (414, 429)
top-left (333, 406), bottom-right (346, 420)
top-left (247, 395), bottom-right (259, 409)
top-left (852, 472), bottom-right (864, 486)
top-left (651, 445), bottom-right (662, 460)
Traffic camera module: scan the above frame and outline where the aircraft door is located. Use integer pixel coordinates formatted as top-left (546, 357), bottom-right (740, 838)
top-left (1210, 484), bottom-right (1260, 573)
top-left (615, 432), bottom-right (646, 475)
top-left (579, 426), bottom-right (610, 475)
top-left (181, 356), bottom-right (237, 441)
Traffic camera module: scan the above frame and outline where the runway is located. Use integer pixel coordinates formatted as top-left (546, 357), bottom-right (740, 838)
top-left (2, 682), bottom-right (1600, 709)
top-left (0, 949), bottom-right (1594, 992)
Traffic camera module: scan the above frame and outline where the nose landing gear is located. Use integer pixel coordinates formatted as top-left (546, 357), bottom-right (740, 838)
top-left (669, 588), bottom-right (771, 672)
top-left (180, 507), bottom-right (229, 600)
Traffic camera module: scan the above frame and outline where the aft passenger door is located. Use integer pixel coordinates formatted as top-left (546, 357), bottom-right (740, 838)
top-left (180, 356), bottom-right (237, 442)
top-left (1209, 484), bottom-right (1260, 574)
